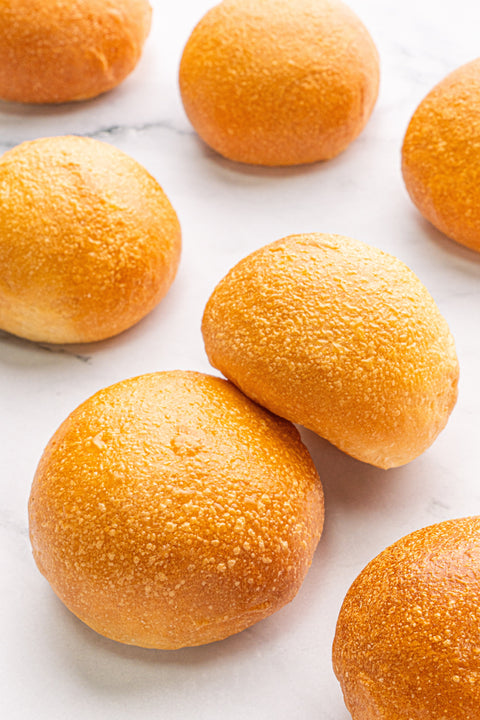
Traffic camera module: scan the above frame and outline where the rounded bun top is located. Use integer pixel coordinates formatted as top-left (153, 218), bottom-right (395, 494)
top-left (202, 233), bottom-right (459, 469)
top-left (0, 0), bottom-right (152, 103)
top-left (29, 370), bottom-right (324, 649)
top-left (179, 0), bottom-right (379, 165)
top-left (333, 516), bottom-right (480, 720)
top-left (0, 135), bottom-right (181, 344)
top-left (402, 57), bottom-right (480, 253)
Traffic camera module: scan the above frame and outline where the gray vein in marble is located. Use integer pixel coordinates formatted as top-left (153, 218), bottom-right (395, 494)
top-left (0, 331), bottom-right (92, 363)
top-left (85, 118), bottom-right (194, 141)
top-left (0, 116), bottom-right (194, 155)
top-left (37, 343), bottom-right (92, 364)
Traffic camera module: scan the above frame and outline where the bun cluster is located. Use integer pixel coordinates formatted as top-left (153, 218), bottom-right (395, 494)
top-left (0, 1), bottom-right (468, 704)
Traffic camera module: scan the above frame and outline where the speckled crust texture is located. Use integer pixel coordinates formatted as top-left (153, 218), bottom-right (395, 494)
top-left (0, 135), bottom-right (181, 343)
top-left (0, 0), bottom-right (152, 103)
top-left (179, 0), bottom-right (379, 166)
top-left (202, 233), bottom-right (459, 469)
top-left (28, 371), bottom-right (324, 649)
top-left (402, 58), bottom-right (480, 253)
top-left (332, 517), bottom-right (480, 720)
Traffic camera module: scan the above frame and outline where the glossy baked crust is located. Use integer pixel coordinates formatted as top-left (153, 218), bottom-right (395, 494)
top-left (402, 58), bottom-right (480, 252)
top-left (179, 0), bottom-right (379, 165)
top-left (0, 135), bottom-right (181, 343)
top-left (333, 517), bottom-right (480, 719)
top-left (0, 0), bottom-right (152, 103)
top-left (202, 233), bottom-right (459, 468)
top-left (29, 371), bottom-right (324, 648)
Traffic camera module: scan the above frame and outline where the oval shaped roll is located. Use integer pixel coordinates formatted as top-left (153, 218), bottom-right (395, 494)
top-left (202, 233), bottom-right (459, 468)
top-left (179, 0), bottom-right (379, 166)
top-left (0, 0), bottom-right (152, 103)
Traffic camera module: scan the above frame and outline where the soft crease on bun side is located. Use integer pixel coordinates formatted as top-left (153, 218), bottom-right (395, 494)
top-left (332, 516), bottom-right (480, 720)
top-left (0, 0), bottom-right (152, 103)
top-left (202, 233), bottom-right (459, 468)
top-left (28, 371), bottom-right (324, 649)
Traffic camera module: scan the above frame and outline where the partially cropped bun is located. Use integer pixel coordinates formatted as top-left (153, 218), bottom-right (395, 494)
top-left (0, 135), bottom-right (181, 344)
top-left (333, 517), bottom-right (480, 720)
top-left (402, 58), bottom-right (480, 253)
top-left (28, 371), bottom-right (324, 649)
top-left (0, 0), bottom-right (152, 103)
top-left (179, 0), bottom-right (379, 166)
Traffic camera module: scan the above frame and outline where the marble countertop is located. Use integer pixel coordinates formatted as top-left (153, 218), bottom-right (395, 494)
top-left (2, 1), bottom-right (480, 718)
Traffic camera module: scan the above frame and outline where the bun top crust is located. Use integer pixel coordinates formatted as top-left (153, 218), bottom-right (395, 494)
top-left (0, 0), bottom-right (152, 103)
top-left (0, 135), bottom-right (181, 343)
top-left (179, 0), bottom-right (379, 165)
top-left (29, 370), bottom-right (324, 649)
top-left (202, 233), bottom-right (459, 469)
top-left (333, 517), bottom-right (480, 720)
top-left (402, 58), bottom-right (480, 252)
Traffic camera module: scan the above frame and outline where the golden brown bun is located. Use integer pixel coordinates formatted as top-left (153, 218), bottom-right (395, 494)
top-left (0, 0), bottom-right (152, 103)
top-left (179, 0), bottom-right (379, 166)
top-left (28, 370), bottom-right (324, 649)
top-left (402, 58), bottom-right (480, 253)
top-left (333, 517), bottom-right (480, 719)
top-left (0, 135), bottom-right (181, 344)
top-left (202, 233), bottom-right (459, 469)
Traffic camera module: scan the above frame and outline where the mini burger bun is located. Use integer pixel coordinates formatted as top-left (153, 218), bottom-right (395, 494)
top-left (0, 0), bottom-right (152, 103)
top-left (333, 517), bottom-right (480, 719)
top-left (202, 233), bottom-right (459, 468)
top-left (28, 370), bottom-right (324, 649)
top-left (402, 57), bottom-right (480, 253)
top-left (179, 0), bottom-right (379, 166)
top-left (0, 135), bottom-right (181, 344)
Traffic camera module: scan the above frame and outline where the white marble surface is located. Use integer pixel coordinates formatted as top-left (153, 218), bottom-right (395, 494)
top-left (1, 0), bottom-right (480, 718)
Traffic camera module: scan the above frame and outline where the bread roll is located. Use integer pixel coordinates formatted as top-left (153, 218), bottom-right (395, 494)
top-left (402, 58), bottom-right (480, 253)
top-left (333, 517), bottom-right (480, 719)
top-left (0, 0), bottom-right (152, 103)
top-left (28, 370), bottom-right (324, 649)
top-left (202, 233), bottom-right (459, 469)
top-left (0, 135), bottom-right (181, 344)
top-left (179, 0), bottom-right (379, 166)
